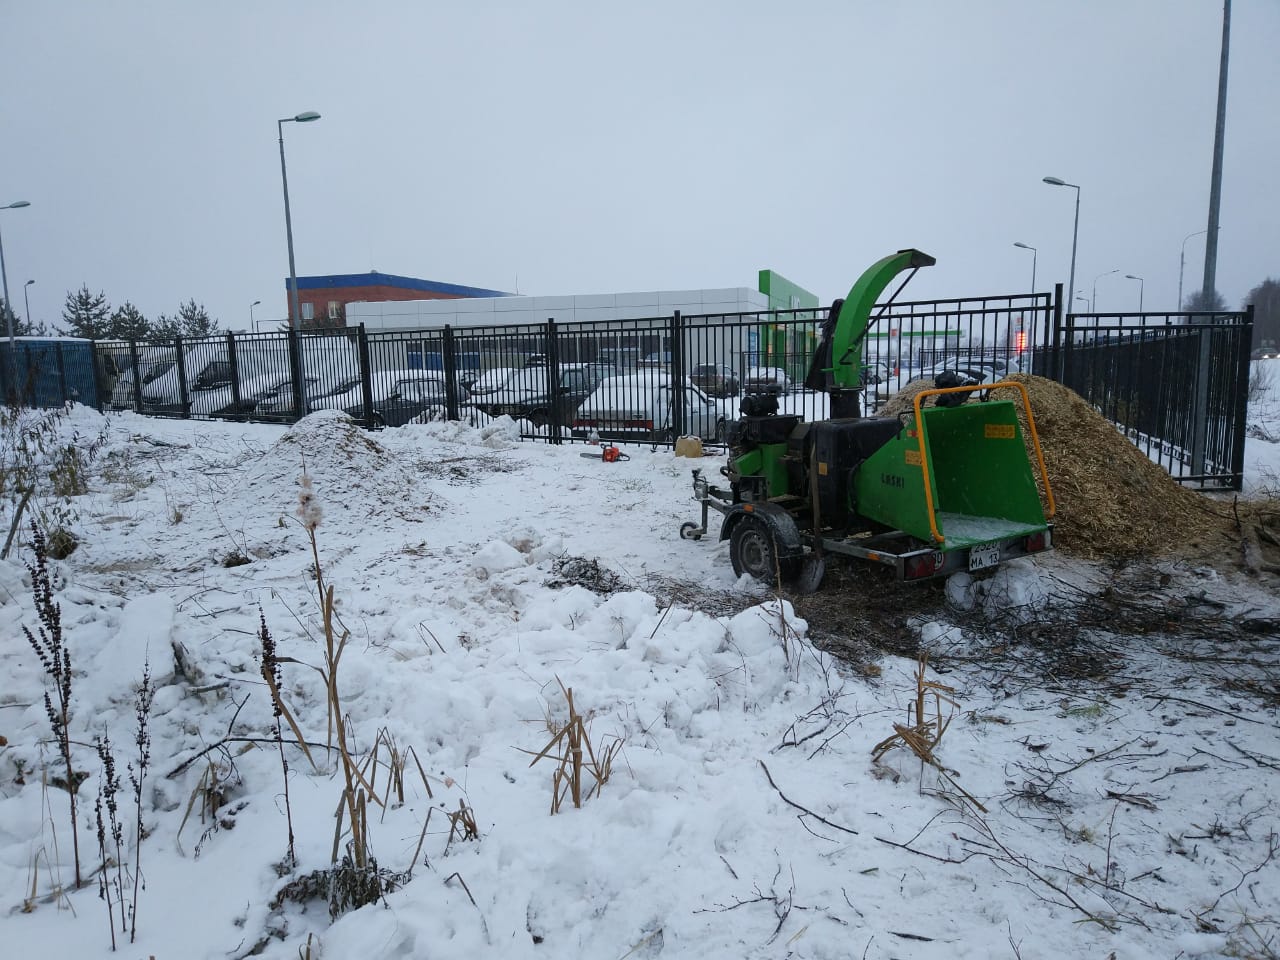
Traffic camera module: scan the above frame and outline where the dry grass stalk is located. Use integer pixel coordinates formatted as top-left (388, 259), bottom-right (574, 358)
top-left (523, 679), bottom-right (622, 814)
top-left (358, 728), bottom-right (437, 822)
top-left (447, 800), bottom-right (480, 846)
top-left (175, 760), bottom-right (228, 856)
top-left (871, 653), bottom-right (987, 814)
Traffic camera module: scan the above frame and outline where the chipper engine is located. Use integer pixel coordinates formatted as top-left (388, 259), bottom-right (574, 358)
top-left (680, 248), bottom-right (1056, 590)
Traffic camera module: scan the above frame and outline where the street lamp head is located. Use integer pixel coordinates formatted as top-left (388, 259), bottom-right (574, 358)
top-left (1124, 274), bottom-right (1141, 281)
top-left (1042, 177), bottom-right (1066, 187)
top-left (252, 299), bottom-right (262, 306)
top-left (294, 111), bottom-right (321, 123)
top-left (25, 279), bottom-right (34, 286)
top-left (2, 200), bottom-right (31, 209)
top-left (1013, 242), bottom-right (1034, 250)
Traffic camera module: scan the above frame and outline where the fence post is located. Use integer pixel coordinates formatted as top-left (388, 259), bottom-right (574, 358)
top-left (545, 319), bottom-right (562, 444)
top-left (174, 336), bottom-right (190, 417)
top-left (287, 327), bottom-right (305, 422)
top-left (128, 339), bottom-right (143, 413)
top-left (1228, 305), bottom-right (1254, 489)
top-left (669, 312), bottom-right (684, 441)
top-left (1062, 313), bottom-right (1076, 388)
top-left (442, 324), bottom-right (460, 421)
top-left (1190, 319), bottom-right (1213, 479)
top-left (226, 332), bottom-right (242, 419)
top-left (357, 323), bottom-right (375, 428)
top-left (54, 342), bottom-right (68, 406)
top-left (1050, 283), bottom-right (1064, 380)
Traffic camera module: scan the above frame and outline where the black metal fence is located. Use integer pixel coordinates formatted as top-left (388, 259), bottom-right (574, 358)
top-left (3, 285), bottom-right (1252, 489)
top-left (1057, 307), bottom-right (1253, 489)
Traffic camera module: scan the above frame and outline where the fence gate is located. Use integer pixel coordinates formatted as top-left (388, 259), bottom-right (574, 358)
top-left (1057, 307), bottom-right (1253, 489)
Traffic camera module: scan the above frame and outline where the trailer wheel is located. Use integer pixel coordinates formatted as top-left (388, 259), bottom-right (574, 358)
top-left (679, 521), bottom-right (702, 541)
top-left (730, 517), bottom-right (795, 584)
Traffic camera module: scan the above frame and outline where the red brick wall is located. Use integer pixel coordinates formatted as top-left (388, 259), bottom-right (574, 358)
top-left (294, 285), bottom-right (465, 329)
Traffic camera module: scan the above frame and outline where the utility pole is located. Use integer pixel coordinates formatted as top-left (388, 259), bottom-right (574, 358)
top-left (1202, 0), bottom-right (1230, 306)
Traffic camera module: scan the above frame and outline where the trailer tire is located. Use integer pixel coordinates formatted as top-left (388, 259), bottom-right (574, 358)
top-left (730, 516), bottom-right (796, 585)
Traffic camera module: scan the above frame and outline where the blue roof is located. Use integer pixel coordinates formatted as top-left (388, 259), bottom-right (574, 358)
top-left (292, 272), bottom-right (511, 298)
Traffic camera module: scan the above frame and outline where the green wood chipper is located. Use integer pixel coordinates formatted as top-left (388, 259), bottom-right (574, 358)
top-left (680, 248), bottom-right (1056, 588)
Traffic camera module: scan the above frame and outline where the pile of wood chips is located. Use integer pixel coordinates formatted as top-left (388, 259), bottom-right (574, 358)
top-left (877, 374), bottom-right (1263, 563)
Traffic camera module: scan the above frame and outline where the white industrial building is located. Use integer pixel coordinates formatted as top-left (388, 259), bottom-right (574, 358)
top-left (345, 286), bottom-right (773, 330)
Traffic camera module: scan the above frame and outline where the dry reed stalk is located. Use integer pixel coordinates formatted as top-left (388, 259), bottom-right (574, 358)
top-left (175, 760), bottom-right (224, 856)
top-left (258, 660), bottom-right (319, 775)
top-left (872, 654), bottom-right (987, 813)
top-left (523, 679), bottom-right (623, 814)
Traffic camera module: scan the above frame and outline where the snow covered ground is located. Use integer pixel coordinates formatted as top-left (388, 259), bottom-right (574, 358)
top-left (1, 370), bottom-right (1278, 960)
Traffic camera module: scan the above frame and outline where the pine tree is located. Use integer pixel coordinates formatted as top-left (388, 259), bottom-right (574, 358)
top-left (177, 299), bottom-right (218, 338)
top-left (1, 299), bottom-right (50, 336)
top-left (61, 285), bottom-right (111, 339)
top-left (107, 302), bottom-right (150, 341)
top-left (1243, 278), bottom-right (1279, 350)
top-left (151, 313), bottom-right (181, 341)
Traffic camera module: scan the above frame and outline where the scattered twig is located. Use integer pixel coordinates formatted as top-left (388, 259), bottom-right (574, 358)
top-left (758, 760), bottom-right (858, 836)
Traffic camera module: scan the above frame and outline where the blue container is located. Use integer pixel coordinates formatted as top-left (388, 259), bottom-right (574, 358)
top-left (0, 337), bottom-right (104, 409)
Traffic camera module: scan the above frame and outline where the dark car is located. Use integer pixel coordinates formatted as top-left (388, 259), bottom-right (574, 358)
top-left (331, 374), bottom-right (466, 427)
top-left (476, 363), bottom-right (614, 428)
top-left (690, 363), bottom-right (741, 398)
top-left (742, 366), bottom-right (791, 396)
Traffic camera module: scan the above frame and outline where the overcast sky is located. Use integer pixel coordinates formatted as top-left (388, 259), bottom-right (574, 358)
top-left (2, 1), bottom-right (1276, 332)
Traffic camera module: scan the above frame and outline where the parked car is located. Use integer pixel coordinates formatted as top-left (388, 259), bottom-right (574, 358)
top-left (875, 356), bottom-right (1022, 403)
top-left (140, 338), bottom-right (360, 414)
top-left (465, 367), bottom-right (519, 401)
top-left (690, 363), bottom-right (741, 398)
top-left (572, 373), bottom-right (725, 443)
top-left (109, 349), bottom-right (176, 410)
top-left (368, 375), bottom-right (459, 426)
top-left (860, 360), bottom-right (891, 385)
top-left (742, 366), bottom-right (791, 395)
top-left (255, 376), bottom-right (358, 417)
top-left (310, 370), bottom-right (463, 427)
top-left (187, 372), bottom-right (318, 418)
top-left (474, 362), bottom-right (613, 427)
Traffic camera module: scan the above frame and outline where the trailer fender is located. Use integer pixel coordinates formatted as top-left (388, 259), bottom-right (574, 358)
top-left (719, 503), bottom-right (804, 559)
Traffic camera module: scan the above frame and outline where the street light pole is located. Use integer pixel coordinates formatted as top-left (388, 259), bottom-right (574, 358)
top-left (1179, 229), bottom-right (1209, 310)
top-left (0, 200), bottom-right (32, 395)
top-left (278, 111), bottom-right (321, 330)
top-left (1124, 274), bottom-right (1144, 313)
top-left (250, 299), bottom-right (261, 332)
top-left (24, 280), bottom-right (34, 329)
top-left (1092, 269), bottom-right (1119, 313)
top-left (1043, 177), bottom-right (1080, 320)
top-left (1013, 242), bottom-right (1037, 292)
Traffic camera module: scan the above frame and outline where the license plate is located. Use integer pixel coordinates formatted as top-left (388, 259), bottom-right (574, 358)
top-left (969, 544), bottom-right (1001, 571)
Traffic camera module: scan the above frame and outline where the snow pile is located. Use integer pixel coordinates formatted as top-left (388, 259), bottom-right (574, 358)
top-left (0, 406), bottom-right (1278, 960)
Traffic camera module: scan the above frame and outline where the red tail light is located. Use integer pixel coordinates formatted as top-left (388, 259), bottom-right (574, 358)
top-left (1024, 530), bottom-right (1051, 553)
top-left (905, 552), bottom-right (944, 580)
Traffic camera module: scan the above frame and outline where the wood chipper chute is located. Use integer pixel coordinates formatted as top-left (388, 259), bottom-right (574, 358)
top-left (679, 249), bottom-right (1056, 588)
